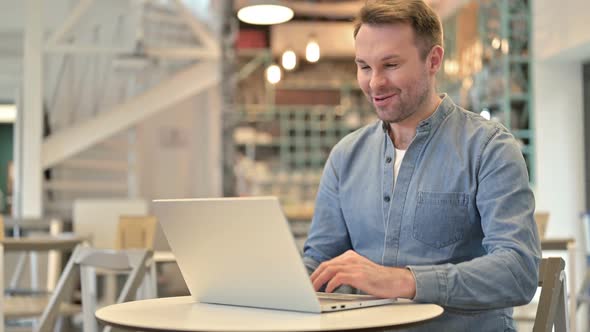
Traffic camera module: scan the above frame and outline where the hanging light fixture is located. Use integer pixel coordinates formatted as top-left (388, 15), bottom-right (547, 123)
top-left (281, 49), bottom-right (297, 70)
top-left (266, 64), bottom-right (282, 84)
top-left (305, 36), bottom-right (320, 63)
top-left (237, 0), bottom-right (294, 25)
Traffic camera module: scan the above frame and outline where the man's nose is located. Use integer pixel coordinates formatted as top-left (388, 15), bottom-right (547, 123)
top-left (370, 72), bottom-right (387, 91)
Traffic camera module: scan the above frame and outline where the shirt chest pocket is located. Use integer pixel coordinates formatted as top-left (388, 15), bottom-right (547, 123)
top-left (412, 191), bottom-right (469, 249)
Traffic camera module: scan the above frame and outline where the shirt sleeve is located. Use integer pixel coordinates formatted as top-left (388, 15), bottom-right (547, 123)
top-left (407, 126), bottom-right (541, 310)
top-left (303, 144), bottom-right (353, 273)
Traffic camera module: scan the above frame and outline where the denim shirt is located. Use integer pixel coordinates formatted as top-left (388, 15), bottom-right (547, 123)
top-left (303, 95), bottom-right (541, 331)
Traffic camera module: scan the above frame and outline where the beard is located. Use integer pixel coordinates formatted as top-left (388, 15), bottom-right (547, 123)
top-left (369, 71), bottom-right (431, 124)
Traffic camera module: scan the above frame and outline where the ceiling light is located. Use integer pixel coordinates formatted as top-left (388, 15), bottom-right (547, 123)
top-left (501, 38), bottom-right (510, 54)
top-left (491, 37), bottom-right (501, 50)
top-left (480, 109), bottom-right (491, 120)
top-left (237, 1), bottom-right (294, 25)
top-left (281, 49), bottom-right (297, 70)
top-left (443, 59), bottom-right (458, 76)
top-left (0, 104), bottom-right (16, 123)
top-left (306, 38), bottom-right (320, 63)
top-left (266, 64), bottom-right (282, 84)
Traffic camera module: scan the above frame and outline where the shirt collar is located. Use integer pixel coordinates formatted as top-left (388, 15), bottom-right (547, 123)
top-left (381, 93), bottom-right (454, 133)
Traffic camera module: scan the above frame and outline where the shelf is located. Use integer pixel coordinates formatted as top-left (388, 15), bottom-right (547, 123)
top-left (510, 94), bottom-right (528, 102)
top-left (278, 81), bottom-right (360, 90)
top-left (235, 141), bottom-right (280, 148)
top-left (237, 48), bottom-right (271, 57)
top-left (509, 55), bottom-right (530, 63)
top-left (512, 129), bottom-right (532, 139)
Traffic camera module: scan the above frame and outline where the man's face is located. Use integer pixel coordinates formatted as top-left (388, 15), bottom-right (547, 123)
top-left (355, 23), bottom-right (433, 124)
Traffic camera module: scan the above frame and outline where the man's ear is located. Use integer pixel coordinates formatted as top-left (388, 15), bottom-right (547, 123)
top-left (427, 45), bottom-right (444, 74)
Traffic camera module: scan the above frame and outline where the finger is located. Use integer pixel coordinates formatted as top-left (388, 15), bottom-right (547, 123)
top-left (312, 264), bottom-right (350, 291)
top-left (312, 264), bottom-right (340, 291)
top-left (310, 262), bottom-right (327, 282)
top-left (310, 251), bottom-right (364, 283)
top-left (325, 271), bottom-right (356, 293)
top-left (311, 258), bottom-right (348, 283)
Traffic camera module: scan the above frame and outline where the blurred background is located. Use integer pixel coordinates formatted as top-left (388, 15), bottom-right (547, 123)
top-left (0, 0), bottom-right (589, 331)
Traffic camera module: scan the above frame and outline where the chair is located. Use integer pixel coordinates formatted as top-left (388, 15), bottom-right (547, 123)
top-left (534, 212), bottom-right (550, 239)
top-left (36, 245), bottom-right (151, 332)
top-left (116, 215), bottom-right (157, 250)
top-left (72, 215), bottom-right (158, 306)
top-left (5, 217), bottom-right (66, 294)
top-left (116, 215), bottom-right (158, 298)
top-left (1, 218), bottom-right (83, 332)
top-left (534, 257), bottom-right (568, 332)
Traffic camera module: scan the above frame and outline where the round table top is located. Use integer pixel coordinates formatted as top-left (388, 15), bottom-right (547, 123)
top-left (96, 296), bottom-right (443, 332)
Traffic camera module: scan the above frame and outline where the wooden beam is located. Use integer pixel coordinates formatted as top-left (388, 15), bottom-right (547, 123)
top-left (172, 0), bottom-right (220, 55)
top-left (42, 61), bottom-right (220, 169)
top-left (45, 0), bottom-right (95, 47)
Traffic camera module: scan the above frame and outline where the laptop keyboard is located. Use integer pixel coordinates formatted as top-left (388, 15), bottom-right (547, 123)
top-left (316, 292), bottom-right (379, 301)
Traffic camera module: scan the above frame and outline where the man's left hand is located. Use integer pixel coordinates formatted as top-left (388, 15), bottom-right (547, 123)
top-left (310, 250), bottom-right (417, 299)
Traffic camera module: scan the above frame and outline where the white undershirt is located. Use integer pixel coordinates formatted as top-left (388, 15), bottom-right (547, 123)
top-left (393, 148), bottom-right (406, 186)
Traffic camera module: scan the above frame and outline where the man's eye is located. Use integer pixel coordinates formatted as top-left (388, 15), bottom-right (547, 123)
top-left (360, 66), bottom-right (370, 70)
top-left (386, 63), bottom-right (399, 68)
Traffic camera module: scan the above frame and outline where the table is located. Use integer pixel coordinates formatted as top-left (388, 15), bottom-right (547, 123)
top-left (96, 296), bottom-right (443, 331)
top-left (2, 234), bottom-right (86, 252)
top-left (2, 216), bottom-right (62, 232)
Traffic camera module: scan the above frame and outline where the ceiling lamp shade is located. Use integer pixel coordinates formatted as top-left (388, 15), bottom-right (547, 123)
top-left (281, 49), bottom-right (297, 70)
top-left (305, 38), bottom-right (320, 63)
top-left (237, 0), bottom-right (294, 25)
top-left (266, 64), bottom-right (282, 84)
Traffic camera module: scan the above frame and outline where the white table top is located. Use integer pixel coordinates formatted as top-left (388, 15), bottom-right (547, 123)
top-left (96, 296), bottom-right (443, 331)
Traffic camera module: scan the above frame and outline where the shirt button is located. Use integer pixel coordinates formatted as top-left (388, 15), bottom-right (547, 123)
top-left (384, 196), bottom-right (391, 202)
top-left (385, 156), bottom-right (392, 163)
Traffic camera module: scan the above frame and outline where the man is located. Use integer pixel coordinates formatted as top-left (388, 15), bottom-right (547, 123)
top-left (303, 0), bottom-right (541, 330)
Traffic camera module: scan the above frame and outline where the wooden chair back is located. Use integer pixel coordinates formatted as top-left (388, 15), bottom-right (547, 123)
top-left (116, 215), bottom-right (157, 250)
top-left (534, 257), bottom-right (568, 332)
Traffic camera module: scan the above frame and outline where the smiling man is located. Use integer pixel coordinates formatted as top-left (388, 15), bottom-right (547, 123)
top-left (302, 0), bottom-right (541, 330)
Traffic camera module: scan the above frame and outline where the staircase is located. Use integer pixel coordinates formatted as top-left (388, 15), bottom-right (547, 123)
top-left (44, 132), bottom-right (137, 218)
top-left (37, 0), bottom-right (222, 219)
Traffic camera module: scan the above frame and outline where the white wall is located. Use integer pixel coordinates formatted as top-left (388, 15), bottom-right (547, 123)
top-left (137, 88), bottom-right (222, 203)
top-left (534, 0), bottom-right (589, 241)
top-left (534, 61), bottom-right (585, 237)
top-left (534, 0), bottom-right (590, 62)
top-left (533, 0), bottom-right (590, 330)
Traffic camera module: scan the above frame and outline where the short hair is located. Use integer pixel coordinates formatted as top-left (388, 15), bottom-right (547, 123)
top-left (353, 0), bottom-right (443, 59)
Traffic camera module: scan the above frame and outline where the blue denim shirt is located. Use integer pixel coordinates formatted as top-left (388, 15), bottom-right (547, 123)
top-left (303, 95), bottom-right (541, 331)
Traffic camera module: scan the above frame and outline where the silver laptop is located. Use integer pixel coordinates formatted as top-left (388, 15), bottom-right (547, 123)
top-left (153, 196), bottom-right (396, 313)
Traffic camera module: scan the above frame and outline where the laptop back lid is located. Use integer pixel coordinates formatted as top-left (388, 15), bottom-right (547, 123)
top-left (153, 197), bottom-right (322, 313)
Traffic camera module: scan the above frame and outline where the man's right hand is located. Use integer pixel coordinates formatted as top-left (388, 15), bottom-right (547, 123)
top-left (310, 250), bottom-right (416, 299)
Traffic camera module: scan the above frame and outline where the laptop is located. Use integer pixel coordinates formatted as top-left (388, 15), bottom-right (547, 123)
top-left (153, 196), bottom-right (396, 313)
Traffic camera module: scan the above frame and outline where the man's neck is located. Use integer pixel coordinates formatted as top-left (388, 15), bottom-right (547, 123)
top-left (388, 94), bottom-right (443, 150)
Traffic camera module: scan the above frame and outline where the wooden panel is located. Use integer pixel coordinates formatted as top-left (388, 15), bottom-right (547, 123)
top-left (116, 215), bottom-right (157, 250)
top-left (275, 89), bottom-right (340, 106)
top-left (236, 29), bottom-right (268, 49)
